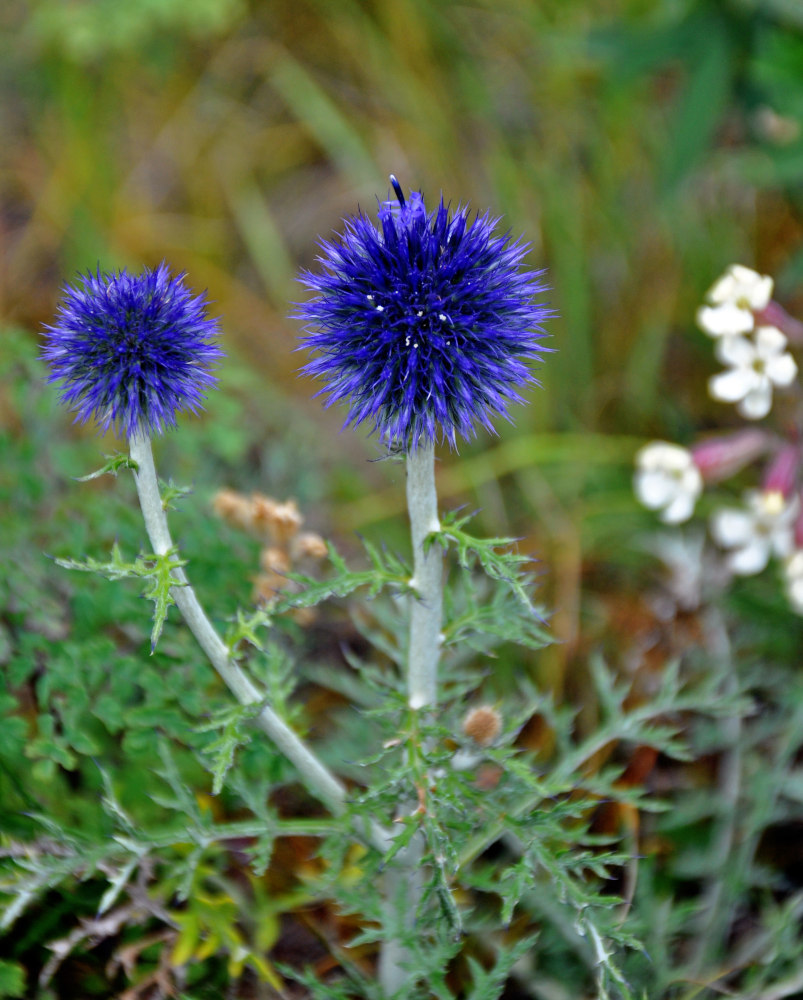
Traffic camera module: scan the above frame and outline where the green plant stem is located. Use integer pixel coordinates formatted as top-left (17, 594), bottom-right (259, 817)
top-left (406, 442), bottom-right (442, 709)
top-left (128, 433), bottom-right (388, 854)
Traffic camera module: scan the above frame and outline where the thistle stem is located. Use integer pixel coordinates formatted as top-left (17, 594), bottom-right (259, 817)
top-left (128, 433), bottom-right (388, 854)
top-left (406, 442), bottom-right (442, 709)
top-left (379, 444), bottom-right (443, 996)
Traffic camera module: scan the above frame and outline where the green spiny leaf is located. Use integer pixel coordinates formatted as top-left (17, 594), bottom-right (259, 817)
top-left (74, 453), bottom-right (137, 481)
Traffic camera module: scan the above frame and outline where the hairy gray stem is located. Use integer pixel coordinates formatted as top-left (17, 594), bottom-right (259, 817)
top-left (405, 443), bottom-right (442, 709)
top-left (379, 444), bottom-right (443, 996)
top-left (128, 433), bottom-right (389, 854)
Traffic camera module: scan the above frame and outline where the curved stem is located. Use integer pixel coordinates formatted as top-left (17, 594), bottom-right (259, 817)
top-left (128, 433), bottom-right (389, 854)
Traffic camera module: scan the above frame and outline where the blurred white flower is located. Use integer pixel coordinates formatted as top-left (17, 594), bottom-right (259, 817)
top-left (708, 264), bottom-right (773, 310)
top-left (696, 264), bottom-right (773, 339)
top-left (634, 442), bottom-right (703, 524)
top-left (785, 550), bottom-right (803, 614)
top-left (708, 326), bottom-right (797, 419)
top-left (710, 489), bottom-right (797, 575)
top-left (696, 302), bottom-right (755, 338)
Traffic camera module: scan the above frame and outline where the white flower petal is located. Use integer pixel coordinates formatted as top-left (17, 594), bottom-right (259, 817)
top-left (715, 334), bottom-right (755, 367)
top-left (697, 304), bottom-right (754, 337)
top-left (728, 538), bottom-right (771, 576)
top-left (754, 325), bottom-right (787, 357)
top-left (737, 382), bottom-right (773, 419)
top-left (788, 577), bottom-right (803, 613)
top-left (728, 264), bottom-right (763, 286)
top-left (636, 441), bottom-right (684, 470)
top-left (771, 526), bottom-right (795, 560)
top-left (765, 352), bottom-right (798, 387)
top-left (711, 508), bottom-right (755, 546)
top-left (787, 553), bottom-right (803, 612)
top-left (747, 274), bottom-right (774, 310)
top-left (787, 550), bottom-right (803, 578)
top-left (680, 465), bottom-right (704, 496)
top-left (634, 470), bottom-right (675, 508)
top-left (717, 265), bottom-right (773, 309)
top-left (661, 493), bottom-right (696, 524)
top-left (709, 368), bottom-right (756, 403)
top-left (706, 272), bottom-right (739, 304)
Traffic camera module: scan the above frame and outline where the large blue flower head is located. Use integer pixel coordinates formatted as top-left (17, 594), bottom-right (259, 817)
top-left (297, 176), bottom-right (551, 449)
top-left (43, 263), bottom-right (223, 439)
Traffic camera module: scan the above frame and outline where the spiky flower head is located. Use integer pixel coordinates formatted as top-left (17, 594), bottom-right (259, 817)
top-left (297, 177), bottom-right (550, 449)
top-left (43, 263), bottom-right (223, 439)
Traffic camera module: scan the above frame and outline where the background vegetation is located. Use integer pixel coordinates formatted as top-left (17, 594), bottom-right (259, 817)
top-left (4, 0), bottom-right (803, 997)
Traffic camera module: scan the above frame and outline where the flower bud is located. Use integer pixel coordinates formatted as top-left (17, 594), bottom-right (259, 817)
top-left (762, 443), bottom-right (800, 498)
top-left (462, 706), bottom-right (502, 747)
top-left (691, 429), bottom-right (769, 483)
top-left (754, 301), bottom-right (803, 346)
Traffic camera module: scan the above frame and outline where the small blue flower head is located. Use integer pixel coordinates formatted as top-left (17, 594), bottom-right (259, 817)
top-left (297, 176), bottom-right (551, 449)
top-left (43, 263), bottom-right (223, 439)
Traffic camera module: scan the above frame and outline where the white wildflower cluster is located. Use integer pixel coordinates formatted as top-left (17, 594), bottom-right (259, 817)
top-left (696, 264), bottom-right (773, 338)
top-left (634, 263), bottom-right (803, 617)
top-left (710, 490), bottom-right (797, 576)
top-left (698, 264), bottom-right (797, 420)
top-left (634, 443), bottom-right (702, 525)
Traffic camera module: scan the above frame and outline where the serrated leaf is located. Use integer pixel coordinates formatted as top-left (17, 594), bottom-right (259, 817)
top-left (141, 551), bottom-right (185, 650)
top-left (74, 453), bottom-right (137, 481)
top-left (55, 544), bottom-right (187, 651)
top-left (97, 856), bottom-right (139, 916)
top-left (433, 509), bottom-right (540, 615)
top-left (271, 540), bottom-right (410, 613)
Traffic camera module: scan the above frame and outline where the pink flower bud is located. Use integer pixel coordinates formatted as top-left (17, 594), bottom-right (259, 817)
top-left (754, 301), bottom-right (803, 346)
top-left (794, 494), bottom-right (803, 548)
top-left (691, 429), bottom-right (769, 483)
top-left (762, 442), bottom-right (801, 498)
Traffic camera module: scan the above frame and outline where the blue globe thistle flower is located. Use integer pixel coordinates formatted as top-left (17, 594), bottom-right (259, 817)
top-left (297, 177), bottom-right (550, 449)
top-left (43, 263), bottom-right (223, 439)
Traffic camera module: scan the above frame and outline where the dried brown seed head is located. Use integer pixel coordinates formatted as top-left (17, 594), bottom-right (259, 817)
top-left (251, 495), bottom-right (303, 543)
top-left (462, 706), bottom-right (502, 747)
top-left (271, 500), bottom-right (303, 543)
top-left (292, 532), bottom-right (329, 560)
top-left (260, 547), bottom-right (290, 575)
top-left (212, 489), bottom-right (254, 531)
